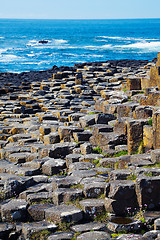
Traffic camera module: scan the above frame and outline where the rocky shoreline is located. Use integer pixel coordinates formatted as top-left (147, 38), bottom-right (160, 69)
top-left (0, 56), bottom-right (160, 239)
top-left (0, 59), bottom-right (149, 94)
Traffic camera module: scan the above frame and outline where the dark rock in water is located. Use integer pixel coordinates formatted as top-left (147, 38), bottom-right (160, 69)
top-left (38, 40), bottom-right (48, 44)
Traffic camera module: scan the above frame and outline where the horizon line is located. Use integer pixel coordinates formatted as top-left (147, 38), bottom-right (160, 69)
top-left (0, 17), bottom-right (160, 20)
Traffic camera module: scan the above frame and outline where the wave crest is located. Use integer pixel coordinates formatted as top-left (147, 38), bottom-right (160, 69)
top-left (97, 36), bottom-right (158, 41)
top-left (119, 41), bottom-right (160, 50)
top-left (53, 39), bottom-right (68, 44)
top-left (0, 54), bottom-right (24, 62)
top-left (27, 39), bottom-right (68, 47)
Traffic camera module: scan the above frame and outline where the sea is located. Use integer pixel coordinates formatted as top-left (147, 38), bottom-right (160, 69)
top-left (0, 18), bottom-right (160, 73)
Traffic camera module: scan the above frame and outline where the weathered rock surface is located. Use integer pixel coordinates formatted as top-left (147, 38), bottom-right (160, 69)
top-left (0, 57), bottom-right (160, 239)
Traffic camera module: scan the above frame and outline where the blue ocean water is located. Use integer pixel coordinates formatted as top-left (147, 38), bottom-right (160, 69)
top-left (0, 19), bottom-right (160, 73)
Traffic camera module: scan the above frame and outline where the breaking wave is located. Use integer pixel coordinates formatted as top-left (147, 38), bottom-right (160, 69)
top-left (97, 36), bottom-right (158, 41)
top-left (118, 41), bottom-right (160, 50)
top-left (27, 39), bottom-right (68, 47)
top-left (0, 54), bottom-right (24, 62)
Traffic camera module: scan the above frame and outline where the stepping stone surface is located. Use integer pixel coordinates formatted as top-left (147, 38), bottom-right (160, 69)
top-left (45, 204), bottom-right (83, 223)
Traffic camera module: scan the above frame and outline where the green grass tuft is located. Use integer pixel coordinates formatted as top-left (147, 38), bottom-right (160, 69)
top-left (94, 211), bottom-right (109, 223)
top-left (87, 112), bottom-right (95, 115)
top-left (127, 173), bottom-right (137, 181)
top-left (144, 162), bottom-right (160, 168)
top-left (30, 230), bottom-right (52, 240)
top-left (113, 150), bottom-right (128, 157)
top-left (93, 146), bottom-right (102, 154)
top-left (148, 118), bottom-right (153, 126)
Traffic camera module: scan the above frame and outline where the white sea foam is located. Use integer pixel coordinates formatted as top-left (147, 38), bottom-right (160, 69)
top-left (79, 40), bottom-right (160, 52)
top-left (101, 44), bottom-right (113, 49)
top-left (63, 44), bottom-right (112, 51)
top-left (27, 53), bottom-right (35, 57)
top-left (83, 44), bottom-right (113, 50)
top-left (0, 37), bottom-right (4, 39)
top-left (27, 39), bottom-right (52, 47)
top-left (118, 41), bottom-right (160, 50)
top-left (27, 40), bottom-right (38, 46)
top-left (99, 36), bottom-right (125, 40)
top-left (97, 36), bottom-right (158, 41)
top-left (0, 49), bottom-right (5, 54)
top-left (95, 39), bottom-right (108, 42)
top-left (66, 46), bottom-right (79, 49)
top-left (63, 53), bottom-right (78, 57)
top-left (27, 39), bottom-right (68, 48)
top-left (0, 54), bottom-right (24, 62)
top-left (37, 60), bottom-right (50, 65)
top-left (22, 62), bottom-right (34, 65)
top-left (53, 39), bottom-right (68, 44)
top-left (87, 54), bottom-right (104, 58)
top-left (0, 48), bottom-right (12, 54)
top-left (84, 45), bottom-right (98, 49)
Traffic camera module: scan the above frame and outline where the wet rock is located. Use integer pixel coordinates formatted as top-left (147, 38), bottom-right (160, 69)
top-left (114, 118), bottom-right (128, 135)
top-left (66, 154), bottom-right (81, 167)
top-left (79, 115), bottom-right (95, 128)
top-left (50, 142), bottom-right (77, 158)
top-left (92, 124), bottom-right (113, 135)
top-left (42, 158), bottom-right (66, 175)
top-left (106, 180), bottom-right (139, 215)
top-left (77, 231), bottom-right (111, 240)
top-left (70, 169), bottom-right (97, 178)
top-left (9, 152), bottom-right (37, 163)
top-left (143, 230), bottom-right (160, 239)
top-left (153, 110), bottom-right (160, 149)
top-left (0, 223), bottom-right (15, 239)
top-left (151, 149), bottom-right (160, 164)
top-left (79, 199), bottom-right (105, 219)
top-left (52, 176), bottom-right (82, 190)
top-left (90, 132), bottom-right (126, 150)
top-left (126, 77), bottom-right (142, 90)
top-left (43, 132), bottom-right (60, 145)
top-left (47, 231), bottom-right (74, 240)
top-left (115, 234), bottom-right (142, 239)
top-left (22, 221), bottom-right (57, 239)
top-left (45, 204), bottom-right (83, 224)
top-left (58, 126), bottom-right (83, 142)
top-left (143, 125), bottom-right (154, 151)
top-left (95, 113), bottom-right (116, 124)
top-left (0, 58), bottom-right (158, 237)
top-left (28, 203), bottom-right (54, 221)
top-left (79, 153), bottom-right (103, 162)
top-left (136, 176), bottom-right (160, 210)
top-left (68, 162), bottom-right (95, 173)
top-left (27, 191), bottom-right (52, 204)
top-left (80, 142), bottom-right (92, 155)
top-left (1, 199), bottom-right (28, 222)
top-left (109, 169), bottom-right (133, 181)
top-left (133, 106), bottom-right (153, 119)
top-left (39, 40), bottom-right (49, 44)
top-left (127, 119), bottom-right (148, 155)
top-left (83, 181), bottom-right (106, 198)
top-left (71, 222), bottom-right (106, 233)
top-left (73, 131), bottom-right (92, 142)
top-left (53, 188), bottom-right (83, 205)
top-left (117, 102), bottom-right (139, 118)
